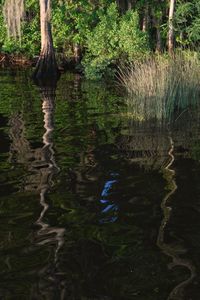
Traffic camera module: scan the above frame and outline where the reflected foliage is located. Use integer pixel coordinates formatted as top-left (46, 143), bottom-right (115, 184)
top-left (0, 70), bottom-right (200, 299)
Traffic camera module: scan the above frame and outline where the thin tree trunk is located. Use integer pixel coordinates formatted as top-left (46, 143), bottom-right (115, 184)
top-left (116, 0), bottom-right (131, 13)
top-left (142, 5), bottom-right (149, 32)
top-left (116, 0), bottom-right (126, 13)
top-left (154, 17), bottom-right (162, 53)
top-left (127, 0), bottom-right (132, 10)
top-left (73, 43), bottom-right (81, 64)
top-left (168, 0), bottom-right (175, 55)
top-left (33, 0), bottom-right (59, 81)
top-left (156, 27), bottom-right (162, 53)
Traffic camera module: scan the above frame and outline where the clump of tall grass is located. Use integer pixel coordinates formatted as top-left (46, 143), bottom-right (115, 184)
top-left (118, 53), bottom-right (200, 122)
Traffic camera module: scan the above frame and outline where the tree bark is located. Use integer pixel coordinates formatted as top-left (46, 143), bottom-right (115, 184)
top-left (156, 26), bottom-right (162, 53)
top-left (127, 0), bottom-right (132, 10)
top-left (73, 43), bottom-right (81, 64)
top-left (168, 0), bottom-right (175, 55)
top-left (33, 0), bottom-right (59, 82)
top-left (142, 5), bottom-right (150, 32)
top-left (116, 0), bottom-right (134, 13)
top-left (153, 15), bottom-right (162, 53)
top-left (116, 0), bottom-right (126, 13)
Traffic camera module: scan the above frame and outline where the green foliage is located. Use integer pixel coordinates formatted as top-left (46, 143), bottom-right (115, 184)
top-left (83, 4), bottom-right (149, 80)
top-left (83, 3), bottom-right (119, 80)
top-left (24, 2), bottom-right (39, 56)
top-left (187, 16), bottom-right (200, 44)
top-left (52, 0), bottom-right (112, 55)
top-left (52, 4), bottom-right (70, 53)
top-left (119, 10), bottom-right (149, 60)
top-left (1, 38), bottom-right (21, 54)
top-left (64, 0), bottom-right (93, 45)
top-left (0, 0), bottom-right (200, 78)
top-left (175, 0), bottom-right (200, 46)
top-left (0, 12), bottom-right (7, 48)
top-left (0, 0), bottom-right (40, 57)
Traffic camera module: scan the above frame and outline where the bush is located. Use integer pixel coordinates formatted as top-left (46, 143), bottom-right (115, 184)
top-left (119, 10), bottom-right (149, 60)
top-left (83, 4), bottom-right (149, 80)
top-left (82, 3), bottom-right (119, 80)
top-left (0, 13), bottom-right (7, 48)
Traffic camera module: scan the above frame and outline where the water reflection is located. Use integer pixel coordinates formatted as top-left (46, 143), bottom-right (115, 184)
top-left (33, 84), bottom-right (67, 299)
top-left (35, 87), bottom-right (63, 238)
top-left (157, 134), bottom-right (196, 299)
top-left (7, 81), bottom-right (67, 298)
top-left (9, 113), bottom-right (31, 167)
top-left (1, 70), bottom-right (200, 299)
top-left (99, 173), bottom-right (119, 223)
top-left (122, 100), bottom-right (200, 299)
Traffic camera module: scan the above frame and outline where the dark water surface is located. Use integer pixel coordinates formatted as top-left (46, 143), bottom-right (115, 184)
top-left (0, 69), bottom-right (200, 299)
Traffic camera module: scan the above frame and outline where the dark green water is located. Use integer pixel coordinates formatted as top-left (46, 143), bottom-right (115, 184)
top-left (0, 69), bottom-right (200, 300)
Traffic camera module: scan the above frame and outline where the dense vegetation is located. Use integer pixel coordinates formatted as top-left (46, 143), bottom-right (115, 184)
top-left (0, 0), bottom-right (200, 79)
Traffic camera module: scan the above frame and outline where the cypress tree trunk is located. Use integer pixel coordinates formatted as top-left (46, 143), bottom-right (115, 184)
top-left (33, 0), bottom-right (59, 81)
top-left (168, 0), bottom-right (175, 55)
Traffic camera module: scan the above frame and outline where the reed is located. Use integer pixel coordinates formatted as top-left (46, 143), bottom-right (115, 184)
top-left (118, 53), bottom-right (200, 122)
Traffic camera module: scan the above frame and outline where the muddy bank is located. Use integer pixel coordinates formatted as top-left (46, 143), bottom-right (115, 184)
top-left (0, 53), bottom-right (80, 72)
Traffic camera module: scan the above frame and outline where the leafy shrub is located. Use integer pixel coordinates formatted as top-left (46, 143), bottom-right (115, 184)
top-left (0, 12), bottom-right (7, 48)
top-left (82, 3), bottom-right (119, 80)
top-left (83, 4), bottom-right (149, 80)
top-left (21, 15), bottom-right (40, 57)
top-left (119, 10), bottom-right (149, 60)
top-left (175, 0), bottom-right (200, 46)
top-left (52, 4), bottom-right (73, 53)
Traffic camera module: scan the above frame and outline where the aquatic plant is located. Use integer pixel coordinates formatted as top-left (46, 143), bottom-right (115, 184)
top-left (119, 53), bottom-right (200, 122)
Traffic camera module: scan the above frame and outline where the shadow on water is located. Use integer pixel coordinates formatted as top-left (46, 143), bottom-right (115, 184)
top-left (0, 70), bottom-right (200, 299)
top-left (157, 132), bottom-right (196, 300)
top-left (124, 93), bottom-right (200, 299)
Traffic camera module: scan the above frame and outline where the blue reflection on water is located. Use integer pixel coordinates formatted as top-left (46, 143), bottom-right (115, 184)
top-left (99, 174), bottom-right (119, 224)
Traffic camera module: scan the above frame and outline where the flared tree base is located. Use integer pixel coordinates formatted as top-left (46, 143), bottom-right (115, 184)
top-left (33, 52), bottom-right (60, 85)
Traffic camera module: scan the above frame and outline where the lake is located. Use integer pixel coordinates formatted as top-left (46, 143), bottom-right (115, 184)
top-left (0, 69), bottom-right (200, 299)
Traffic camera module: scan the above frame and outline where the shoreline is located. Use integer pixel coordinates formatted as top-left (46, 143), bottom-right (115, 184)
top-left (0, 53), bottom-right (80, 72)
top-left (0, 53), bottom-right (35, 67)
